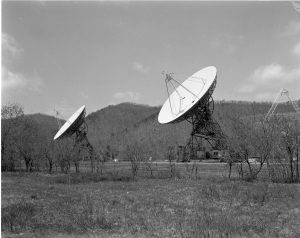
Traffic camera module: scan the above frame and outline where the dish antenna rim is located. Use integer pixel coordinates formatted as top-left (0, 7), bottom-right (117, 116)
top-left (158, 66), bottom-right (217, 124)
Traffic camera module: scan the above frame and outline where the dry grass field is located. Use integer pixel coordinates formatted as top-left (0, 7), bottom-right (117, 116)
top-left (2, 162), bottom-right (300, 238)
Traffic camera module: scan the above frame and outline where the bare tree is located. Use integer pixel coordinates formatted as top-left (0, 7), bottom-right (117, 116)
top-left (145, 156), bottom-right (154, 177)
top-left (52, 138), bottom-right (74, 174)
top-left (226, 115), bottom-right (253, 180)
top-left (44, 141), bottom-right (55, 173)
top-left (271, 116), bottom-right (300, 183)
top-left (95, 148), bottom-right (106, 174)
top-left (166, 145), bottom-right (177, 178)
top-left (1, 103), bottom-right (24, 120)
top-left (14, 117), bottom-right (40, 172)
top-left (70, 145), bottom-right (82, 173)
top-left (1, 103), bottom-right (24, 171)
top-left (125, 141), bottom-right (145, 179)
top-left (226, 111), bottom-right (276, 181)
top-left (249, 120), bottom-right (278, 178)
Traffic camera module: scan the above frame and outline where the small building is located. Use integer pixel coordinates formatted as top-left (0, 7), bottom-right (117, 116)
top-left (248, 157), bottom-right (260, 163)
top-left (210, 150), bottom-right (229, 160)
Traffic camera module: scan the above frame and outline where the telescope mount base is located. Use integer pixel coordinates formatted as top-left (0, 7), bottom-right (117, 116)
top-left (183, 97), bottom-right (226, 161)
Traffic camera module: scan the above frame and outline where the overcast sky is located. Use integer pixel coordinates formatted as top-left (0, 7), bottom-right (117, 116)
top-left (2, 1), bottom-right (300, 118)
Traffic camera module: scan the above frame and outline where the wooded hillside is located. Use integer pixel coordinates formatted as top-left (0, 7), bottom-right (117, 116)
top-left (2, 100), bottom-right (299, 171)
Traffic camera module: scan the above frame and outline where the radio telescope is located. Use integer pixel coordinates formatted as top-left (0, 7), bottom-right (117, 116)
top-left (265, 88), bottom-right (300, 121)
top-left (54, 105), bottom-right (96, 165)
top-left (158, 66), bottom-right (226, 160)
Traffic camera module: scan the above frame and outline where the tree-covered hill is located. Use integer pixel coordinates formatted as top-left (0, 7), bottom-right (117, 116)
top-left (85, 102), bottom-right (160, 150)
top-left (2, 100), bottom-right (299, 167)
top-left (19, 100), bottom-right (299, 147)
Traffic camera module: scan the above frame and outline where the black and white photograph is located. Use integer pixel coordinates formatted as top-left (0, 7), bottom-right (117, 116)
top-left (1, 1), bottom-right (300, 237)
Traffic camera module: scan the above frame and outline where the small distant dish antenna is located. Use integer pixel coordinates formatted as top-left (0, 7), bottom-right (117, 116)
top-left (53, 107), bottom-right (63, 129)
top-left (158, 66), bottom-right (226, 160)
top-left (265, 88), bottom-right (300, 121)
top-left (54, 105), bottom-right (97, 165)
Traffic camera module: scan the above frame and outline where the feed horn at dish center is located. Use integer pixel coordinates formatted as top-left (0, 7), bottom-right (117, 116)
top-left (158, 66), bottom-right (227, 160)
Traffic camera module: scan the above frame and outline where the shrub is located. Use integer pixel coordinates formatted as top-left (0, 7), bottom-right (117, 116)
top-left (53, 173), bottom-right (133, 185)
top-left (73, 194), bottom-right (117, 232)
top-left (2, 202), bottom-right (36, 232)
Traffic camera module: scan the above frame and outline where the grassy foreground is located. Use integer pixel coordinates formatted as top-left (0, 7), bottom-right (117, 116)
top-left (2, 166), bottom-right (300, 238)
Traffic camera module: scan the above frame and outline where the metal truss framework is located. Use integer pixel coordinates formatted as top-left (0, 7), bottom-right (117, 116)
top-left (74, 121), bottom-right (97, 165)
top-left (265, 88), bottom-right (300, 121)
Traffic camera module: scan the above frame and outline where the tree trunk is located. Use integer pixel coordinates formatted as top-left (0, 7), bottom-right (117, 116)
top-left (29, 160), bottom-right (33, 172)
top-left (239, 162), bottom-right (244, 178)
top-left (98, 160), bottom-right (105, 175)
top-left (25, 161), bottom-right (29, 172)
top-left (169, 163), bottom-right (173, 178)
top-left (245, 153), bottom-right (255, 180)
top-left (74, 161), bottom-right (80, 173)
top-left (25, 157), bottom-right (31, 172)
top-left (266, 152), bottom-right (272, 179)
top-left (252, 157), bottom-right (266, 179)
top-left (90, 156), bottom-right (94, 173)
top-left (289, 150), bottom-right (294, 183)
top-left (48, 160), bottom-right (53, 173)
top-left (228, 162), bottom-right (232, 179)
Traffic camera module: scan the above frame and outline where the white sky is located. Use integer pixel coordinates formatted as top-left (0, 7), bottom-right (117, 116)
top-left (2, 1), bottom-right (300, 118)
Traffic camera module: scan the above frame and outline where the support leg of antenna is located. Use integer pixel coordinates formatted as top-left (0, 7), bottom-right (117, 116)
top-left (183, 96), bottom-right (227, 161)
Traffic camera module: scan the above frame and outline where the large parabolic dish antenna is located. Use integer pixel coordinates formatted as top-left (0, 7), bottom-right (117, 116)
top-left (158, 66), bottom-right (217, 124)
top-left (54, 105), bottom-right (86, 140)
top-left (158, 66), bottom-right (226, 161)
top-left (53, 105), bottom-right (97, 170)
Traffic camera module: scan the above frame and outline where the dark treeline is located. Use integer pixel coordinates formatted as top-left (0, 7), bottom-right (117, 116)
top-left (2, 101), bottom-right (300, 183)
